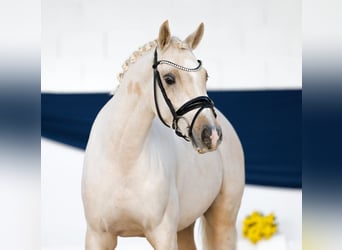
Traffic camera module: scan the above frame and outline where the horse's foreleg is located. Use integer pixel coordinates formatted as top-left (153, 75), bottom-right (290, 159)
top-left (146, 225), bottom-right (178, 250)
top-left (85, 226), bottom-right (117, 250)
top-left (201, 185), bottom-right (243, 250)
top-left (201, 211), bottom-right (237, 250)
top-left (177, 222), bottom-right (196, 250)
top-left (145, 194), bottom-right (179, 250)
top-left (145, 212), bottom-right (179, 250)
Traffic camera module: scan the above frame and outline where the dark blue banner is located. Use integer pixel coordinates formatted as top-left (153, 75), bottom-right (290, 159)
top-left (41, 90), bottom-right (301, 188)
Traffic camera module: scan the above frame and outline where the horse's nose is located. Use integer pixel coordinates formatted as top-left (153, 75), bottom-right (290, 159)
top-left (201, 126), bottom-right (222, 150)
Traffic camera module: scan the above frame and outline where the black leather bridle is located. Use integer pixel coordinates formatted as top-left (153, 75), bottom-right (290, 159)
top-left (152, 48), bottom-right (217, 141)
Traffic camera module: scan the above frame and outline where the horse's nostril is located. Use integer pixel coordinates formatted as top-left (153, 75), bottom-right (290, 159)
top-left (201, 127), bottom-right (212, 147)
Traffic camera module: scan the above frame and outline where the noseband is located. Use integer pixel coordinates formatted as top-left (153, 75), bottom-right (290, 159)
top-left (152, 48), bottom-right (217, 141)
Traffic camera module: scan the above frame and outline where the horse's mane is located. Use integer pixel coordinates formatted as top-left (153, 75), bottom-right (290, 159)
top-left (112, 38), bottom-right (188, 95)
top-left (116, 40), bottom-right (157, 83)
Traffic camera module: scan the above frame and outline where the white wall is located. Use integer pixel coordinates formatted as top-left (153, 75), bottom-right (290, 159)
top-left (42, 0), bottom-right (301, 92)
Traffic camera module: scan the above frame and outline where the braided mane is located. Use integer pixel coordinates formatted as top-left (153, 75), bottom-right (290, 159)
top-left (117, 40), bottom-right (157, 83)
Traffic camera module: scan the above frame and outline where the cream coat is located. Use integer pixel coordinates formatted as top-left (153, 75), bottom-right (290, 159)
top-left (82, 21), bottom-right (244, 250)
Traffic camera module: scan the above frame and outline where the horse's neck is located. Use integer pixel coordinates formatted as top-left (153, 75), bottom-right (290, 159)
top-left (106, 86), bottom-right (153, 165)
top-left (104, 59), bottom-right (155, 165)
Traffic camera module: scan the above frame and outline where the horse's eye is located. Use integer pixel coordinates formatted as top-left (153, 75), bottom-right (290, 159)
top-left (206, 72), bottom-right (209, 81)
top-left (163, 74), bottom-right (176, 85)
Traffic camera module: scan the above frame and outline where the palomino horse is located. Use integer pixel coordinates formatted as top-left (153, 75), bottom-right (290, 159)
top-left (82, 21), bottom-right (244, 250)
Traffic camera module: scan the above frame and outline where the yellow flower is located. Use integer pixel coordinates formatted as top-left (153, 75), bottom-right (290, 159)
top-left (242, 211), bottom-right (278, 244)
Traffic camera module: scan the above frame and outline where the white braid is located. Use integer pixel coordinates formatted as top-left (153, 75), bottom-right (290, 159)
top-left (116, 40), bottom-right (157, 83)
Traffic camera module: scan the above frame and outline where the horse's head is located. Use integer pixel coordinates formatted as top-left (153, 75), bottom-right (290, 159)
top-left (152, 21), bottom-right (222, 154)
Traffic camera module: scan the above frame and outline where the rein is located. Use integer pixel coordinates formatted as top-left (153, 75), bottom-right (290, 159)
top-left (152, 48), bottom-right (217, 141)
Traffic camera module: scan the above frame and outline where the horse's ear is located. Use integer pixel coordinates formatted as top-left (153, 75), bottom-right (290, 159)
top-left (158, 20), bottom-right (171, 50)
top-left (185, 23), bottom-right (204, 50)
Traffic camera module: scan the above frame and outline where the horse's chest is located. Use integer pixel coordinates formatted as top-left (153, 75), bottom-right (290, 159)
top-left (140, 131), bottom-right (224, 230)
top-left (175, 153), bottom-right (223, 229)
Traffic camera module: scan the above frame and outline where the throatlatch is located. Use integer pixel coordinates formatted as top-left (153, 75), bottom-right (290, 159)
top-left (152, 48), bottom-right (217, 141)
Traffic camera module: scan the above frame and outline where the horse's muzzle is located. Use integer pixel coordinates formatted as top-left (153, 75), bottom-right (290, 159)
top-left (194, 125), bottom-right (222, 154)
